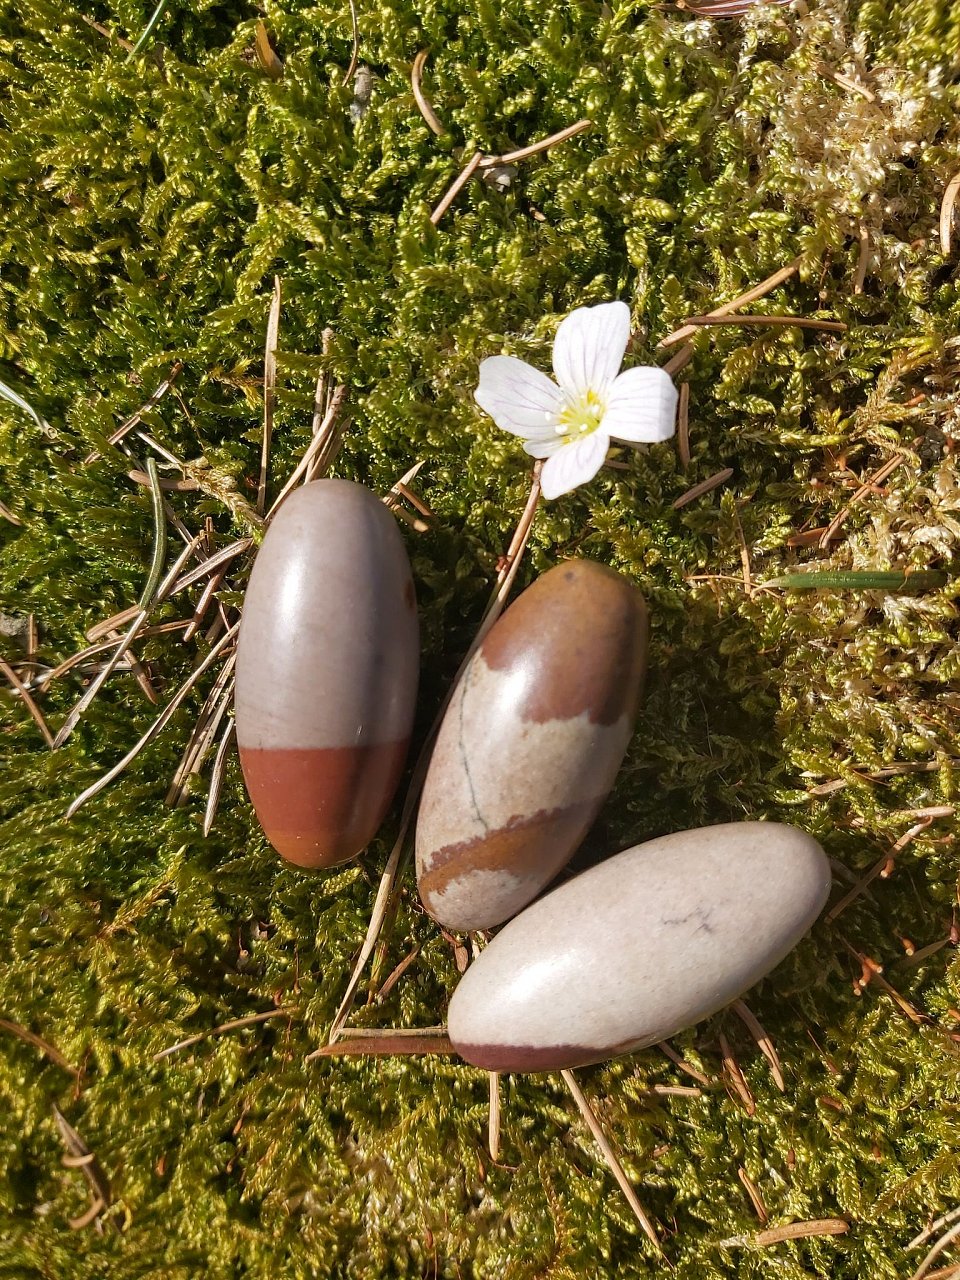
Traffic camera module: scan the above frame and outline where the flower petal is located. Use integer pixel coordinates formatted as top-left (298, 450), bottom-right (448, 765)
top-left (603, 366), bottom-right (678, 443)
top-left (475, 356), bottom-right (563, 439)
top-left (552, 301), bottom-right (631, 397)
top-left (540, 431), bottom-right (610, 500)
top-left (523, 436), bottom-right (564, 458)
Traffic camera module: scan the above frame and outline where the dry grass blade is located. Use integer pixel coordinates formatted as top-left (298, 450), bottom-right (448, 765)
top-left (941, 171), bottom-right (960, 257)
top-left (818, 452), bottom-right (905, 548)
top-left (481, 118), bottom-right (592, 167)
top-left (411, 50), bottom-right (445, 135)
top-left (0, 656), bottom-right (55, 748)
top-left (341, 0), bottom-right (360, 86)
top-left (732, 1000), bottom-right (785, 1091)
top-left (153, 1009), bottom-right (288, 1062)
top-left (52, 1106), bottom-right (111, 1230)
top-left (255, 20), bottom-right (283, 78)
top-left (267, 384), bottom-right (348, 516)
top-left (0, 1016), bottom-right (76, 1073)
top-left (66, 623), bottom-right (239, 818)
top-left (373, 944), bottom-right (421, 1004)
top-left (677, 382), bottom-right (691, 470)
top-left (720, 1218), bottom-right (849, 1247)
top-left (54, 534), bottom-right (203, 749)
top-left (561, 1069), bottom-right (661, 1251)
top-left (658, 259), bottom-right (801, 348)
top-left (909, 1219), bottom-right (960, 1280)
top-left (853, 223), bottom-right (871, 293)
top-left (673, 467), bottom-right (734, 510)
top-left (203, 719), bottom-right (236, 837)
top-left (682, 313), bottom-right (847, 334)
top-left (823, 66), bottom-right (877, 102)
top-left (488, 1073), bottom-right (501, 1161)
top-left (258, 275), bottom-right (282, 514)
top-left (430, 151), bottom-right (483, 226)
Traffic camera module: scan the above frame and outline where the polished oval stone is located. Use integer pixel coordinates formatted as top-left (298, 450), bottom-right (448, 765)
top-left (235, 479), bottom-right (418, 868)
top-left (448, 822), bottom-right (831, 1072)
top-left (416, 559), bottom-right (647, 931)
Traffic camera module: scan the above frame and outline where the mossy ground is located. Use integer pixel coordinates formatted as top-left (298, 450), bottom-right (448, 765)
top-left (1, 0), bottom-right (959, 1275)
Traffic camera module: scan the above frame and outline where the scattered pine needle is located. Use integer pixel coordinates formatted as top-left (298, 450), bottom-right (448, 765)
top-left (139, 457), bottom-right (168, 608)
top-left (203, 719), bottom-right (235, 837)
top-left (0, 656), bottom-right (55, 749)
top-left (90, 361), bottom-right (183, 460)
top-left (308, 1031), bottom-right (454, 1059)
top-left (909, 1207), bottom-right (960, 1252)
top-left (127, 0), bottom-right (172, 59)
top-left (657, 1040), bottom-right (711, 1086)
top-left (658, 258), bottom-right (801, 348)
top-left (682, 313), bottom-right (847, 334)
top-left (765, 570), bottom-right (946, 592)
top-left (255, 20), bottom-right (283, 79)
top-left (673, 467), bottom-right (734, 510)
top-left (341, 0), bottom-right (360, 87)
top-left (719, 1032), bottom-right (755, 1115)
top-left (738, 1166), bottom-right (768, 1223)
top-left (153, 1009), bottom-right (288, 1061)
top-left (561, 1069), bottom-right (661, 1252)
top-left (0, 496), bottom-right (21, 524)
top-left (853, 223), bottom-right (871, 294)
top-left (430, 151), bottom-right (483, 226)
top-left (258, 276), bottom-right (282, 515)
top-left (941, 171), bottom-right (960, 257)
top-left (677, 382), bottom-right (691, 470)
top-left (0, 1016), bottom-right (76, 1073)
top-left (52, 1105), bottom-right (112, 1231)
top-left (910, 1219), bottom-right (960, 1280)
top-left (662, 342), bottom-right (694, 376)
top-left (732, 1000), bottom-right (785, 1091)
top-left (827, 819), bottom-right (933, 922)
top-left (488, 1073), bottom-right (501, 1161)
top-left (480, 118), bottom-right (592, 167)
top-left (268, 384), bottom-right (348, 515)
top-left (719, 1217), bottom-right (849, 1248)
top-left (818, 452), bottom-right (905, 548)
top-left (411, 50), bottom-right (445, 136)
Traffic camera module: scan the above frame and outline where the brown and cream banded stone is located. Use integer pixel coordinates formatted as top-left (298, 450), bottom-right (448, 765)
top-left (415, 559), bottom-right (648, 931)
top-left (235, 480), bottom-right (419, 869)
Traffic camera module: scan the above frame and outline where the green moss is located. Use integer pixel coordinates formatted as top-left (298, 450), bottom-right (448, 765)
top-left (1, 0), bottom-right (959, 1275)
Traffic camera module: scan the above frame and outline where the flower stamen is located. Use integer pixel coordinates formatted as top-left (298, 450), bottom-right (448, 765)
top-left (557, 389), bottom-right (606, 439)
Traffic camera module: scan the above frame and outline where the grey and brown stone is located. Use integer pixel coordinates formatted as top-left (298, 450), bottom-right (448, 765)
top-left (235, 479), bottom-right (419, 869)
top-left (447, 822), bottom-right (831, 1072)
top-left (416, 559), bottom-right (648, 931)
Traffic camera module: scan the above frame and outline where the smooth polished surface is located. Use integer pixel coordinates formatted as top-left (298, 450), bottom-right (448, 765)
top-left (416, 559), bottom-right (647, 931)
top-left (235, 480), bottom-right (419, 867)
top-left (448, 822), bottom-right (831, 1072)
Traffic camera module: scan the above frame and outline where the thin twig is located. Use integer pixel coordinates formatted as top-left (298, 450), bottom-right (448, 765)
top-left (341, 0), bottom-right (360, 86)
top-left (940, 172), bottom-right (960, 257)
top-left (258, 276), bottom-right (282, 515)
top-left (0, 1017), bottom-right (76, 1073)
top-left (480, 119), bottom-right (592, 167)
top-left (203, 719), bottom-right (236, 837)
top-left (672, 467), bottom-right (734, 510)
top-left (681, 313), bottom-right (847, 334)
top-left (54, 535), bottom-right (203, 748)
top-left (677, 382), bottom-right (691, 470)
top-left (488, 1073), bottom-right (501, 1161)
top-left (818, 452), bottom-right (905, 548)
top-left (153, 1009), bottom-right (287, 1062)
top-left (430, 151), bottom-right (483, 226)
top-left (0, 657), bottom-right (55, 749)
top-left (732, 1000), bottom-right (785, 1091)
top-left (561, 1069), bottom-right (661, 1251)
top-left (411, 50), bottom-right (445, 135)
top-left (658, 259), bottom-right (801, 348)
top-left (66, 623), bottom-right (239, 818)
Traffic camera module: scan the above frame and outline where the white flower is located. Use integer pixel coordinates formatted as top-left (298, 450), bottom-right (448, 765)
top-left (474, 301), bottom-right (678, 500)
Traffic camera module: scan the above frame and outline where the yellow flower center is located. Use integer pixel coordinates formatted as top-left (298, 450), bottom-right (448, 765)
top-left (556, 389), bottom-right (606, 440)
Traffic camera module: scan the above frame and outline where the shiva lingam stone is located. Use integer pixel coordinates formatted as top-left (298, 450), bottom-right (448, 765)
top-left (416, 559), bottom-right (648, 931)
top-left (447, 822), bottom-right (831, 1072)
top-left (235, 479), bottom-right (419, 868)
